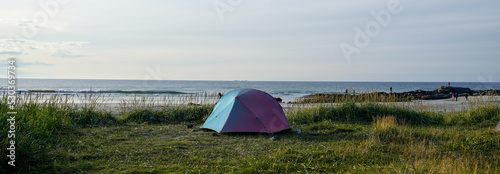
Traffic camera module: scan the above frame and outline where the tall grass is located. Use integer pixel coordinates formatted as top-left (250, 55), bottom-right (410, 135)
top-left (287, 102), bottom-right (444, 125)
top-left (0, 93), bottom-right (214, 171)
top-left (121, 105), bottom-right (213, 124)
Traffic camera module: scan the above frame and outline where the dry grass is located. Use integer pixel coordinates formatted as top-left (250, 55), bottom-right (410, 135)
top-left (373, 116), bottom-right (398, 131)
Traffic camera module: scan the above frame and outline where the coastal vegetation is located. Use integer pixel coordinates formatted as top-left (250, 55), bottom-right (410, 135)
top-left (1, 93), bottom-right (499, 173)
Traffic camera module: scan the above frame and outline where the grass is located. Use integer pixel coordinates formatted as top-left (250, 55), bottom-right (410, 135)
top-left (373, 116), bottom-right (397, 131)
top-left (1, 93), bottom-right (499, 173)
top-left (287, 102), bottom-right (444, 126)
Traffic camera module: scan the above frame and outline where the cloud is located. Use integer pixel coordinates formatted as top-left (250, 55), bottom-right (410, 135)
top-left (18, 60), bottom-right (54, 67)
top-left (0, 38), bottom-right (88, 58)
top-left (53, 50), bottom-right (84, 58)
top-left (0, 51), bottom-right (23, 55)
top-left (0, 18), bottom-right (68, 31)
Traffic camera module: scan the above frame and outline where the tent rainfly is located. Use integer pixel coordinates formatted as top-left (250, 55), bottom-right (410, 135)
top-left (201, 89), bottom-right (290, 133)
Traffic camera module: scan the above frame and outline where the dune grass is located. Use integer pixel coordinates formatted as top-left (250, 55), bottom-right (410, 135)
top-left (1, 93), bottom-right (499, 173)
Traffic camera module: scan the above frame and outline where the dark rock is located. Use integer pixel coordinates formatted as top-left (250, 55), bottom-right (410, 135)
top-left (187, 124), bottom-right (193, 128)
top-left (274, 97), bottom-right (283, 103)
top-left (436, 86), bottom-right (474, 94)
top-left (420, 94), bottom-right (450, 100)
top-left (372, 92), bottom-right (387, 95)
top-left (191, 129), bottom-right (197, 132)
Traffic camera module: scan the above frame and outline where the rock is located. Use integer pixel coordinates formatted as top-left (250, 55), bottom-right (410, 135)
top-left (421, 94), bottom-right (451, 100)
top-left (297, 129), bottom-right (302, 135)
top-left (274, 97), bottom-right (283, 103)
top-left (270, 135), bottom-right (280, 141)
top-left (191, 129), bottom-right (197, 132)
top-left (436, 86), bottom-right (474, 94)
top-left (187, 124), bottom-right (193, 128)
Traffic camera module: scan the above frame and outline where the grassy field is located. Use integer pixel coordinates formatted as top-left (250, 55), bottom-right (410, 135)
top-left (1, 94), bottom-right (500, 173)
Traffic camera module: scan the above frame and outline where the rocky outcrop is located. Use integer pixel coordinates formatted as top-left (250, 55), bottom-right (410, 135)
top-left (398, 86), bottom-right (499, 100)
top-left (299, 86), bottom-right (499, 103)
top-left (434, 86), bottom-right (474, 94)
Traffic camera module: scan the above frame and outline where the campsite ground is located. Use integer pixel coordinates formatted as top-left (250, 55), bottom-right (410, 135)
top-left (37, 116), bottom-right (500, 173)
top-left (1, 95), bottom-right (500, 173)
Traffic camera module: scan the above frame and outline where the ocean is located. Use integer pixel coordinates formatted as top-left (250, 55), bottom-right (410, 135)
top-left (7, 79), bottom-right (500, 103)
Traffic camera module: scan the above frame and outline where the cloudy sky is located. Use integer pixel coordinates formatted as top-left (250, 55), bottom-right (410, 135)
top-left (0, 0), bottom-right (499, 82)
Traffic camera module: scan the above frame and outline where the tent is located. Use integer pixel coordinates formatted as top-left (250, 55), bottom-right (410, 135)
top-left (201, 89), bottom-right (290, 133)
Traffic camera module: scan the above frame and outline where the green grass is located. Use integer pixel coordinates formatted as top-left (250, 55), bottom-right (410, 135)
top-left (1, 94), bottom-right (500, 173)
top-left (121, 105), bottom-right (213, 124)
top-left (288, 102), bottom-right (444, 125)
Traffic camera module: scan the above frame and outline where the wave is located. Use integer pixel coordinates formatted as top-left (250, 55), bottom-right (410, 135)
top-left (100, 90), bottom-right (190, 94)
top-left (10, 89), bottom-right (190, 95)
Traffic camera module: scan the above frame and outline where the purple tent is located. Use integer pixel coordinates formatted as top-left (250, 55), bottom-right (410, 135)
top-left (201, 89), bottom-right (290, 133)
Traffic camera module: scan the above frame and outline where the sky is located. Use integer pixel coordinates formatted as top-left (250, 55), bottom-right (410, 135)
top-left (0, 0), bottom-right (499, 82)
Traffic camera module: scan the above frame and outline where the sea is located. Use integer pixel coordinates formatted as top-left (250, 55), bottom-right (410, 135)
top-left (6, 79), bottom-right (500, 103)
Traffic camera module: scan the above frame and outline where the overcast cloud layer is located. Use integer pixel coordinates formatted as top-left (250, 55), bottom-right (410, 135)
top-left (0, 0), bottom-right (499, 82)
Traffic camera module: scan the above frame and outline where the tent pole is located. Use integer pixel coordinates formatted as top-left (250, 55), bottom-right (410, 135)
top-left (256, 118), bottom-right (269, 134)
